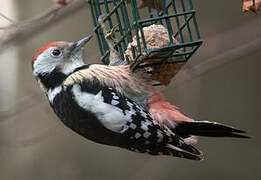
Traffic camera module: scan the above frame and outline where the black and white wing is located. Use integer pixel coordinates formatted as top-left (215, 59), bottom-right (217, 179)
top-left (65, 79), bottom-right (202, 160)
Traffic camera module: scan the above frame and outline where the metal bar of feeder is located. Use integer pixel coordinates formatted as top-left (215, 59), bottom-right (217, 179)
top-left (161, 0), bottom-right (174, 44)
top-left (137, 10), bottom-right (195, 24)
top-left (173, 13), bottom-right (193, 38)
top-left (112, 0), bottom-right (126, 60)
top-left (180, 0), bottom-right (193, 42)
top-left (103, 0), bottom-right (114, 30)
top-left (188, 0), bottom-right (201, 39)
top-left (89, 0), bottom-right (104, 56)
top-left (130, 0), bottom-right (142, 59)
top-left (93, 1), bottom-right (125, 32)
top-left (154, 0), bottom-right (163, 25)
top-left (145, 40), bottom-right (202, 54)
top-left (145, 49), bottom-right (195, 60)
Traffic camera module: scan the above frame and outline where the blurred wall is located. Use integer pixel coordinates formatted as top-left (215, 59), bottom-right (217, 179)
top-left (0, 0), bottom-right (18, 107)
top-left (0, 0), bottom-right (260, 180)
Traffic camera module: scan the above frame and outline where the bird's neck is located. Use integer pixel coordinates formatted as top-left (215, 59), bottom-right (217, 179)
top-left (38, 64), bottom-right (89, 92)
top-left (38, 68), bottom-right (67, 91)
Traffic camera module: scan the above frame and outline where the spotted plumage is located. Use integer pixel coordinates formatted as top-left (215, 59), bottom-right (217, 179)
top-left (32, 36), bottom-right (248, 162)
top-left (48, 71), bottom-right (201, 159)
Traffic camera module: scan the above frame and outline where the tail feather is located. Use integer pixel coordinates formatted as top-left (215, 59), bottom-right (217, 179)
top-left (170, 136), bottom-right (202, 155)
top-left (164, 144), bottom-right (202, 160)
top-left (172, 121), bottom-right (250, 139)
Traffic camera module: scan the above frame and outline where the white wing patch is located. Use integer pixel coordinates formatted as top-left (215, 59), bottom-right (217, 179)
top-left (72, 84), bottom-right (131, 133)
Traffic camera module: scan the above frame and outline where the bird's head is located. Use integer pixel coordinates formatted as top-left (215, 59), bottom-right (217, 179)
top-left (32, 35), bottom-right (92, 90)
top-left (32, 35), bottom-right (92, 77)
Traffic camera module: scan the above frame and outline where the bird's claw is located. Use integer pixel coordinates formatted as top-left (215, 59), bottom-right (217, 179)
top-left (105, 24), bottom-right (119, 40)
top-left (98, 14), bottom-right (118, 41)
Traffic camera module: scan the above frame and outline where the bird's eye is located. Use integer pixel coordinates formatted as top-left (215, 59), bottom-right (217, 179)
top-left (51, 49), bottom-right (61, 57)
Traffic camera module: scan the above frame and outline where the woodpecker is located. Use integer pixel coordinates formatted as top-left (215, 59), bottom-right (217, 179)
top-left (32, 35), bottom-right (248, 160)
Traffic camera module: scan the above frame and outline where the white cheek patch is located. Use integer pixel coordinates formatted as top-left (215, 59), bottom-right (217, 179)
top-left (72, 84), bottom-right (128, 133)
top-left (33, 52), bottom-right (57, 76)
top-left (33, 47), bottom-right (85, 78)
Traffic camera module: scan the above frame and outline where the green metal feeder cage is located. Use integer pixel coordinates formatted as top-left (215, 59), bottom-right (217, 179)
top-left (88, 0), bottom-right (202, 69)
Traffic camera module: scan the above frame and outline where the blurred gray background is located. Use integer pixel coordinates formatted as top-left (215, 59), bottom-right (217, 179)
top-left (0, 0), bottom-right (260, 180)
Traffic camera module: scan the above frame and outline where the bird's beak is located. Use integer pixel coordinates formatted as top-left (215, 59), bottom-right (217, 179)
top-left (70, 35), bottom-right (93, 54)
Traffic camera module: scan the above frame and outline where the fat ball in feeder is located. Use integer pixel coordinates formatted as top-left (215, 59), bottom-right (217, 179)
top-left (88, 0), bottom-right (202, 85)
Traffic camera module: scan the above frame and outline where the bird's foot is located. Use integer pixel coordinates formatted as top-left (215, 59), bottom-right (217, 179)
top-left (105, 24), bottom-right (119, 41)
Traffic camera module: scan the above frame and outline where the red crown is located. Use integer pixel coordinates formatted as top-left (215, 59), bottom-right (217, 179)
top-left (32, 42), bottom-right (58, 62)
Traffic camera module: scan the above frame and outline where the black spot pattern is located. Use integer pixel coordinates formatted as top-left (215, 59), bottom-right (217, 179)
top-left (78, 79), bottom-right (199, 157)
top-left (48, 66), bottom-right (201, 160)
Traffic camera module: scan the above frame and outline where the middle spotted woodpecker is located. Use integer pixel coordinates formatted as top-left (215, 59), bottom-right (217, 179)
top-left (32, 35), bottom-right (248, 160)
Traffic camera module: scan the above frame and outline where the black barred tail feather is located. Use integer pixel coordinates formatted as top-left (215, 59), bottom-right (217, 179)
top-left (169, 135), bottom-right (202, 155)
top-left (157, 134), bottom-right (203, 160)
top-left (172, 121), bottom-right (250, 139)
top-left (165, 144), bottom-right (202, 160)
